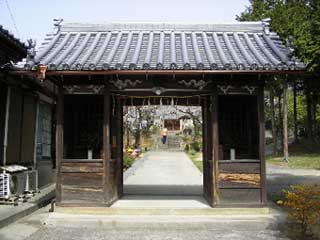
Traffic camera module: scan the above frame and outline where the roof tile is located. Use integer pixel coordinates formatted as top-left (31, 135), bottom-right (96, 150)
top-left (26, 22), bottom-right (305, 71)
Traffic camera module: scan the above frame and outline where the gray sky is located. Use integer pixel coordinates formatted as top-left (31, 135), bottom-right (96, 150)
top-left (0, 0), bottom-right (250, 44)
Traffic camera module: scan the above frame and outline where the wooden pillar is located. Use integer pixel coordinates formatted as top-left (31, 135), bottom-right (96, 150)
top-left (116, 97), bottom-right (123, 197)
top-left (33, 99), bottom-right (40, 170)
top-left (211, 85), bottom-right (219, 206)
top-left (258, 84), bottom-right (267, 205)
top-left (278, 94), bottom-right (283, 149)
top-left (206, 96), bottom-right (213, 203)
top-left (306, 79), bottom-right (313, 143)
top-left (18, 92), bottom-right (25, 164)
top-left (202, 97), bottom-right (208, 200)
top-left (247, 106), bottom-right (253, 156)
top-left (312, 90), bottom-right (317, 135)
top-left (103, 84), bottom-right (111, 204)
top-left (2, 86), bottom-right (10, 166)
top-left (283, 77), bottom-right (289, 162)
top-left (270, 88), bottom-right (277, 156)
top-left (55, 85), bottom-right (64, 204)
top-left (293, 78), bottom-right (298, 142)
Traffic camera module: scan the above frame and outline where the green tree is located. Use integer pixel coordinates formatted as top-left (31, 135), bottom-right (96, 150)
top-left (237, 0), bottom-right (320, 74)
top-left (123, 106), bottom-right (157, 148)
top-left (237, 0), bottom-right (320, 152)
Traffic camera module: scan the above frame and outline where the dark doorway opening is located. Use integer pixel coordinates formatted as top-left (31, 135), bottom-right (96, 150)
top-left (218, 95), bottom-right (259, 160)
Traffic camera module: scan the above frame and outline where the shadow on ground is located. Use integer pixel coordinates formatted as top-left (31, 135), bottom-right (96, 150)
top-left (124, 184), bottom-right (203, 195)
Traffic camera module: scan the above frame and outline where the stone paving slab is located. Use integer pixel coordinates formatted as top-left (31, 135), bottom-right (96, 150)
top-left (123, 151), bottom-right (203, 196)
top-left (111, 195), bottom-right (210, 208)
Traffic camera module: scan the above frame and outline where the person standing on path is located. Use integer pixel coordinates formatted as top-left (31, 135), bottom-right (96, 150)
top-left (161, 127), bottom-right (168, 144)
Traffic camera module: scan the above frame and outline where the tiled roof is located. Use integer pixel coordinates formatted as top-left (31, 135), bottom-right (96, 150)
top-left (0, 25), bottom-right (27, 54)
top-left (25, 22), bottom-right (305, 71)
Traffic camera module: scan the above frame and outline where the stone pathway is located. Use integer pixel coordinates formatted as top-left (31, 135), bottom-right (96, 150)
top-left (123, 151), bottom-right (203, 196)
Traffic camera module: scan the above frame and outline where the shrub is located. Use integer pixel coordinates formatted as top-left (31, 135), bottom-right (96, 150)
top-left (190, 142), bottom-right (201, 152)
top-left (277, 184), bottom-right (320, 237)
top-left (185, 144), bottom-right (190, 151)
top-left (189, 149), bottom-right (197, 156)
top-left (123, 153), bottom-right (134, 170)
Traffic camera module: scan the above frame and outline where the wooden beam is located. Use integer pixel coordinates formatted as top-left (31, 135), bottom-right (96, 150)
top-left (103, 83), bottom-right (112, 204)
top-left (257, 84), bottom-right (267, 205)
top-left (211, 85), bottom-right (220, 206)
top-left (11, 69), bottom-right (306, 78)
top-left (0, 74), bottom-right (56, 101)
top-left (55, 85), bottom-right (64, 204)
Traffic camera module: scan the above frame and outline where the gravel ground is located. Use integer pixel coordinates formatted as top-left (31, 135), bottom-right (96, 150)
top-left (23, 226), bottom-right (289, 240)
top-left (266, 164), bottom-right (320, 202)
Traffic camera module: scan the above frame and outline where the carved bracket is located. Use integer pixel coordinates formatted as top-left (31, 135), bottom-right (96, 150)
top-left (63, 85), bottom-right (80, 94)
top-left (109, 79), bottom-right (142, 90)
top-left (242, 85), bottom-right (258, 95)
top-left (63, 85), bottom-right (104, 94)
top-left (217, 85), bottom-right (233, 94)
top-left (217, 85), bottom-right (258, 95)
top-left (91, 85), bottom-right (104, 94)
top-left (178, 79), bottom-right (210, 90)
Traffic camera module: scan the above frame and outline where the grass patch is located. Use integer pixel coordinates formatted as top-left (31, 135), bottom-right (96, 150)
top-left (266, 141), bottom-right (320, 170)
top-left (267, 155), bottom-right (320, 169)
top-left (186, 150), bottom-right (203, 172)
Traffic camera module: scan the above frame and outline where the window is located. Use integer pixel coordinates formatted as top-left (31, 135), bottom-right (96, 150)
top-left (36, 102), bottom-right (52, 160)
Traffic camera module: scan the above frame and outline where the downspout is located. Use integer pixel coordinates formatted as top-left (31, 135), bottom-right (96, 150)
top-left (3, 86), bottom-right (11, 166)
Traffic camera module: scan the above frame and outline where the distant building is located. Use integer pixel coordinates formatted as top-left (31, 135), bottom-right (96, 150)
top-left (155, 106), bottom-right (201, 134)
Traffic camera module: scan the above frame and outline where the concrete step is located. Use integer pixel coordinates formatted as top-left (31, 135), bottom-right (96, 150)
top-left (49, 206), bottom-right (281, 231)
top-left (54, 206), bottom-right (272, 216)
top-left (50, 201), bottom-right (284, 235)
